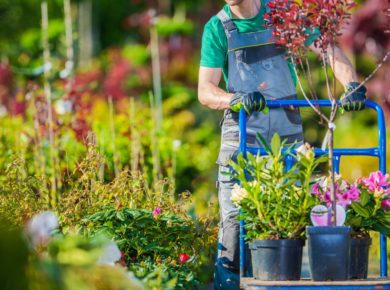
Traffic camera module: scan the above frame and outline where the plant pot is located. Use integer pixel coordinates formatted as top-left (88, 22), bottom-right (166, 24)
top-left (249, 239), bottom-right (305, 280)
top-left (349, 236), bottom-right (371, 279)
top-left (306, 226), bottom-right (351, 281)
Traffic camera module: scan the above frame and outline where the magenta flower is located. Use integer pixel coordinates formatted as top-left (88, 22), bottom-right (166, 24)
top-left (362, 171), bottom-right (390, 192)
top-left (311, 183), bottom-right (321, 196)
top-left (337, 191), bottom-right (351, 208)
top-left (152, 207), bottom-right (162, 217)
top-left (381, 199), bottom-right (390, 211)
top-left (346, 185), bottom-right (360, 202)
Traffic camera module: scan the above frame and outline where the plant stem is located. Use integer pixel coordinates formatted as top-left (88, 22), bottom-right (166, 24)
top-left (149, 91), bottom-right (161, 184)
top-left (63, 0), bottom-right (74, 93)
top-left (329, 127), bottom-right (337, 226)
top-left (342, 51), bottom-right (389, 99)
top-left (108, 97), bottom-right (120, 177)
top-left (291, 58), bottom-right (330, 123)
top-left (41, 1), bottom-right (58, 208)
top-left (150, 26), bottom-right (163, 128)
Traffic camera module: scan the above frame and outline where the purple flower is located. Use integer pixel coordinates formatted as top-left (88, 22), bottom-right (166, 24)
top-left (381, 199), bottom-right (390, 211)
top-left (152, 207), bottom-right (162, 217)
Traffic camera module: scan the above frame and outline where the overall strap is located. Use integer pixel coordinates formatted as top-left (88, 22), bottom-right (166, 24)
top-left (216, 9), bottom-right (237, 37)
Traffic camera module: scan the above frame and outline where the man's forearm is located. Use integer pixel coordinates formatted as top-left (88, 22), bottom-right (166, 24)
top-left (326, 45), bottom-right (358, 88)
top-left (198, 81), bottom-right (233, 110)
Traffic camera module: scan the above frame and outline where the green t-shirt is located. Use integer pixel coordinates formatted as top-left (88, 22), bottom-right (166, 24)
top-left (200, 1), bottom-right (319, 87)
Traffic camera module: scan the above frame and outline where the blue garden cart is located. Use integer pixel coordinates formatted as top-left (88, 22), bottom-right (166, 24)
top-left (238, 99), bottom-right (390, 289)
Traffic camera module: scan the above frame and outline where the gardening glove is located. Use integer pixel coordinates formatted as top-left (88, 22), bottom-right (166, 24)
top-left (340, 82), bottom-right (367, 112)
top-left (229, 91), bottom-right (266, 115)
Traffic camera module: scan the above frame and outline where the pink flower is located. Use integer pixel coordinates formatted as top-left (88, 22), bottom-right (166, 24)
top-left (381, 199), bottom-right (390, 211)
top-left (311, 183), bottom-right (321, 196)
top-left (152, 207), bottom-right (162, 217)
top-left (362, 171), bottom-right (390, 192)
top-left (337, 191), bottom-right (351, 208)
top-left (178, 253), bottom-right (190, 263)
top-left (323, 191), bottom-right (332, 204)
top-left (346, 185), bottom-right (360, 201)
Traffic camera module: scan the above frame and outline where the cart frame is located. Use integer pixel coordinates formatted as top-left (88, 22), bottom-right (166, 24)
top-left (238, 100), bottom-right (388, 283)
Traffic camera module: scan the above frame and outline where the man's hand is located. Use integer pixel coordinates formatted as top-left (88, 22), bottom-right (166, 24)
top-left (229, 91), bottom-right (266, 114)
top-left (341, 82), bottom-right (367, 112)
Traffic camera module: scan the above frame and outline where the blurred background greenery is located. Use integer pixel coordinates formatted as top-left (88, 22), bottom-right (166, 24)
top-left (0, 0), bottom-right (388, 287)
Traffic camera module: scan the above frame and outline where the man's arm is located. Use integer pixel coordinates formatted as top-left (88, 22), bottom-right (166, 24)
top-left (198, 66), bottom-right (233, 110)
top-left (309, 44), bottom-right (358, 88)
top-left (309, 43), bottom-right (367, 111)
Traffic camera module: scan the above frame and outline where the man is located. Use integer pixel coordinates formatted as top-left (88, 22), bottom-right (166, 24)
top-left (198, 0), bottom-right (367, 289)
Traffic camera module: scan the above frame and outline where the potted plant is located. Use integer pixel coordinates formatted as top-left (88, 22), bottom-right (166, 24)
top-left (347, 171), bottom-right (390, 279)
top-left (309, 175), bottom-right (356, 280)
top-left (310, 171), bottom-right (390, 279)
top-left (229, 134), bottom-right (326, 280)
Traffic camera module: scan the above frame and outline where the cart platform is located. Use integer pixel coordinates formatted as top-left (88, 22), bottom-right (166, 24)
top-left (241, 277), bottom-right (390, 289)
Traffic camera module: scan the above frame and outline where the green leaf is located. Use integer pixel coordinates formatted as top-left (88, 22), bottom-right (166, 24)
top-left (372, 223), bottom-right (390, 236)
top-left (116, 211), bottom-right (125, 221)
top-left (351, 202), bottom-right (370, 218)
top-left (256, 133), bottom-right (272, 154)
top-left (360, 191), bottom-right (370, 207)
top-left (270, 133), bottom-right (281, 155)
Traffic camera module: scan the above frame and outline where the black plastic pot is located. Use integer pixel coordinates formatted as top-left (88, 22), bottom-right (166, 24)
top-left (349, 236), bottom-right (371, 279)
top-left (306, 226), bottom-right (351, 281)
top-left (249, 239), bottom-right (305, 280)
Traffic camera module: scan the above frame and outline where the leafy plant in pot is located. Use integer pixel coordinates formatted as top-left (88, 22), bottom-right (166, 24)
top-left (312, 171), bottom-right (390, 279)
top-left (228, 134), bottom-right (326, 280)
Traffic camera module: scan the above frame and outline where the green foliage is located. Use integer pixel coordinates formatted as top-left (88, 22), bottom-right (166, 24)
top-left (80, 206), bottom-right (212, 289)
top-left (0, 217), bottom-right (143, 290)
top-left (229, 134), bottom-right (327, 240)
top-left (130, 258), bottom-right (196, 290)
top-left (347, 191), bottom-right (390, 237)
top-left (0, 158), bottom-right (49, 226)
top-left (81, 207), bottom-right (197, 260)
top-left (156, 17), bottom-right (194, 37)
top-left (31, 234), bottom-right (144, 290)
top-left (0, 218), bottom-right (30, 290)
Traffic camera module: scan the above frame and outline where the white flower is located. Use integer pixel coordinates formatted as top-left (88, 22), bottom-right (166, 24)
top-left (0, 104), bottom-right (7, 117)
top-left (317, 176), bottom-right (329, 190)
top-left (296, 143), bottom-right (309, 156)
top-left (27, 211), bottom-right (59, 247)
top-left (339, 179), bottom-right (348, 191)
top-left (172, 139), bottom-right (181, 151)
top-left (97, 240), bottom-right (122, 266)
top-left (231, 184), bottom-right (248, 206)
top-left (54, 99), bottom-right (73, 115)
top-left (296, 143), bottom-right (313, 160)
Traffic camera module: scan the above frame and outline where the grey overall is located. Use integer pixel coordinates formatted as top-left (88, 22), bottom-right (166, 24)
top-left (214, 5), bottom-right (304, 290)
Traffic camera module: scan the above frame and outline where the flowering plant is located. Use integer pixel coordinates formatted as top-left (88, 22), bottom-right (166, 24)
top-left (312, 175), bottom-right (360, 208)
top-left (311, 171), bottom-right (390, 236)
top-left (229, 134), bottom-right (327, 240)
top-left (348, 171), bottom-right (390, 236)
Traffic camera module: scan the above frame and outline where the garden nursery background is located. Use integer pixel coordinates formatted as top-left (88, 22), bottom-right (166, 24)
top-left (0, 0), bottom-right (389, 289)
